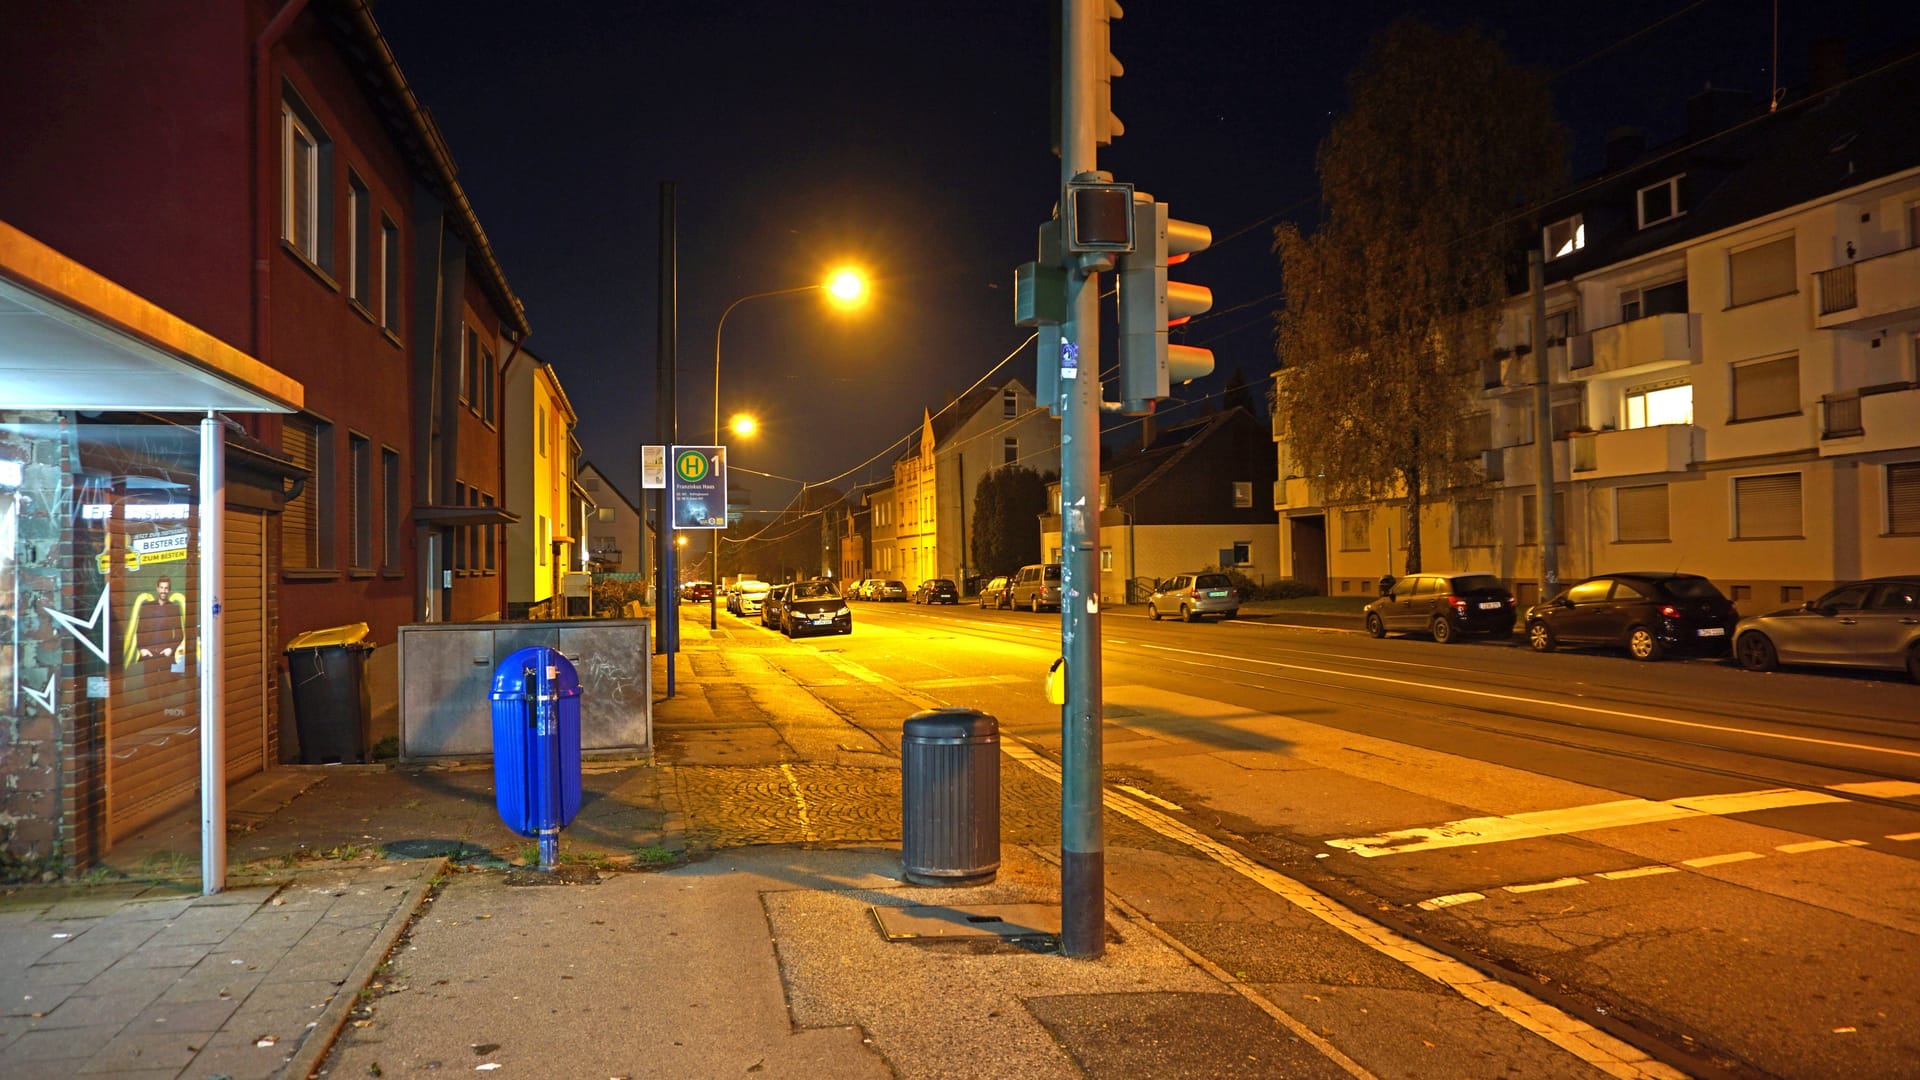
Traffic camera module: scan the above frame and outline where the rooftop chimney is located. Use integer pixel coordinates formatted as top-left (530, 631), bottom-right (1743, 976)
top-left (1809, 37), bottom-right (1847, 95)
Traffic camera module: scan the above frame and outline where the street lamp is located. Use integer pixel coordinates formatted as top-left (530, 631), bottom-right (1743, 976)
top-left (707, 265), bottom-right (870, 628)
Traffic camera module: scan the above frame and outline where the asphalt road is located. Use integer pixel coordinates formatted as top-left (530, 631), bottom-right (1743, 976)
top-left (738, 595), bottom-right (1920, 1079)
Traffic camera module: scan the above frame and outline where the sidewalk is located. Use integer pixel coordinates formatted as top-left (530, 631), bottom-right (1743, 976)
top-left (0, 611), bottom-right (1677, 1079)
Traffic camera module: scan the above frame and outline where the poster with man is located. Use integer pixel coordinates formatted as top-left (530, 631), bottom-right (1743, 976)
top-left (123, 574), bottom-right (188, 674)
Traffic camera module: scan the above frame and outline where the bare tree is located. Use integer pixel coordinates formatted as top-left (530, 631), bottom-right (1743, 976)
top-left (1273, 18), bottom-right (1564, 574)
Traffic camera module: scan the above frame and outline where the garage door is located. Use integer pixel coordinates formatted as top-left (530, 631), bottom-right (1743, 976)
top-left (224, 508), bottom-right (267, 777)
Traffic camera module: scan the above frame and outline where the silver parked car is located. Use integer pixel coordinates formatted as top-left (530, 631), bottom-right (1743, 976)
top-left (1733, 576), bottom-right (1920, 682)
top-left (1148, 572), bottom-right (1240, 622)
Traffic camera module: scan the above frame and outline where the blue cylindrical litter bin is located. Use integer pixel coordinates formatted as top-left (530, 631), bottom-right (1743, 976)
top-left (901, 708), bottom-right (1000, 886)
top-left (490, 647), bottom-right (583, 868)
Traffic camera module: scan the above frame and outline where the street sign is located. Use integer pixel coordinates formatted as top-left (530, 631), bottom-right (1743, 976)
top-left (669, 445), bottom-right (727, 529)
top-left (641, 445), bottom-right (666, 489)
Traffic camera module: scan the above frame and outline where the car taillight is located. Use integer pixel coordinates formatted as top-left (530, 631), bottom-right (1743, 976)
top-left (1447, 594), bottom-right (1467, 613)
top-left (1659, 604), bottom-right (1680, 618)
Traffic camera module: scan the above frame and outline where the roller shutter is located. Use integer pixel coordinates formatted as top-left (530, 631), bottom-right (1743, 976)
top-left (224, 509), bottom-right (267, 778)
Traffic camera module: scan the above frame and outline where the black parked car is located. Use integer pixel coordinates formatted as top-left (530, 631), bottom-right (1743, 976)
top-left (781, 579), bottom-right (851, 637)
top-left (1364, 572), bottom-right (1514, 642)
top-left (1525, 572), bottom-right (1738, 661)
top-left (978, 575), bottom-right (1013, 609)
top-left (914, 578), bottom-right (958, 604)
top-left (760, 584), bottom-right (791, 630)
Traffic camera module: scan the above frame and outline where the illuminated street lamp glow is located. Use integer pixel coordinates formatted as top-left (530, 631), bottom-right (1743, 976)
top-left (728, 413), bottom-right (758, 438)
top-left (825, 266), bottom-right (869, 308)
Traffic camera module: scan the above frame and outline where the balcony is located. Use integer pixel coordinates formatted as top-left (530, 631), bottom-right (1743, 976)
top-left (1568, 424), bottom-right (1702, 479)
top-left (1814, 245), bottom-right (1920, 331)
top-left (1283, 475), bottom-right (1328, 510)
top-left (1495, 439), bottom-right (1571, 487)
top-left (1818, 383), bottom-right (1920, 456)
top-left (1568, 312), bottom-right (1700, 379)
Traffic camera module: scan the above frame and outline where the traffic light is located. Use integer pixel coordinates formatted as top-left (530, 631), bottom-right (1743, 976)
top-left (1050, 0), bottom-right (1125, 156)
top-left (1117, 197), bottom-right (1213, 414)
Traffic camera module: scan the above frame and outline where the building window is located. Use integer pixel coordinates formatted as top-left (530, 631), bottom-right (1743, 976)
top-left (1004, 437), bottom-right (1018, 466)
top-left (1731, 354), bottom-right (1800, 422)
top-left (1232, 541), bottom-right (1251, 566)
top-left (469, 487), bottom-right (482, 574)
top-left (453, 482), bottom-right (468, 570)
top-left (281, 96), bottom-right (333, 271)
top-left (1551, 397), bottom-right (1585, 439)
top-left (1453, 498), bottom-right (1494, 548)
top-left (1615, 484), bottom-right (1669, 542)
top-left (481, 346), bottom-right (496, 424)
top-left (1003, 388), bottom-right (1017, 418)
top-left (1728, 234), bottom-right (1796, 307)
top-left (538, 514), bottom-right (549, 567)
top-left (1519, 491), bottom-right (1568, 545)
top-left (381, 217), bottom-right (401, 332)
top-left (1887, 462), bottom-right (1920, 535)
top-left (381, 447), bottom-right (402, 571)
top-left (349, 433), bottom-right (372, 570)
top-left (347, 174), bottom-right (371, 306)
top-left (1099, 548), bottom-right (1113, 572)
top-left (1637, 175), bottom-right (1684, 228)
top-left (1543, 308), bottom-right (1576, 345)
top-left (1620, 279), bottom-right (1687, 322)
top-left (1733, 473), bottom-right (1802, 539)
top-left (283, 413), bottom-right (334, 569)
top-left (1232, 481), bottom-right (1253, 508)
top-left (1544, 215), bottom-right (1584, 261)
top-left (537, 406), bottom-right (547, 453)
top-left (484, 492), bottom-right (497, 572)
top-left (1339, 509), bottom-right (1370, 551)
top-left (1624, 381), bottom-right (1692, 429)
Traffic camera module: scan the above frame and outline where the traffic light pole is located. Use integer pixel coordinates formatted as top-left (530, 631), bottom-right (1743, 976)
top-left (1058, 0), bottom-right (1106, 960)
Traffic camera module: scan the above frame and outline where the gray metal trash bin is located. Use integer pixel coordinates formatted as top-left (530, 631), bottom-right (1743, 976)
top-left (901, 708), bottom-right (1000, 886)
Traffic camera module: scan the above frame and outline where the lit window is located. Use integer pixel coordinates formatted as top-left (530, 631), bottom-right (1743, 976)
top-left (1544, 215), bottom-right (1584, 261)
top-left (1624, 382), bottom-right (1693, 429)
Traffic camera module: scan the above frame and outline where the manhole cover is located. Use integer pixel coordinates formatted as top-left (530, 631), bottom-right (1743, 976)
top-left (872, 903), bottom-right (1059, 941)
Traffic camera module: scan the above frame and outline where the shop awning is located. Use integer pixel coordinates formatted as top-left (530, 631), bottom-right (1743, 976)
top-left (0, 221), bottom-right (301, 412)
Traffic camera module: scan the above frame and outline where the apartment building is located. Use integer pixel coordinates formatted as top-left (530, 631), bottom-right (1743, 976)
top-left (1277, 47), bottom-right (1920, 604)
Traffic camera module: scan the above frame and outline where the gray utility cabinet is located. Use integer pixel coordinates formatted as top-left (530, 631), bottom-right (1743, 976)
top-left (396, 620), bottom-right (652, 761)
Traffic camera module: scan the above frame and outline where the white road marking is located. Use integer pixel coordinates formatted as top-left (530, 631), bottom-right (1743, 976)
top-left (1137, 641), bottom-right (1920, 761)
top-left (1597, 866), bottom-right (1680, 881)
top-left (1418, 892), bottom-right (1487, 910)
top-left (1115, 784), bottom-right (1184, 812)
top-left (1889, 832), bottom-right (1920, 842)
top-left (1829, 780), bottom-right (1920, 798)
top-left (1505, 877), bottom-right (1586, 894)
top-left (1681, 851), bottom-right (1764, 868)
top-left (1775, 839), bottom-right (1869, 854)
top-left (995, 736), bottom-right (1687, 1080)
top-left (1326, 785), bottom-right (1890, 858)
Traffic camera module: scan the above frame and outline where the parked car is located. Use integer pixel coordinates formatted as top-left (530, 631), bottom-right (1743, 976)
top-left (1364, 572), bottom-right (1514, 642)
top-left (1525, 572), bottom-right (1738, 661)
top-left (1732, 576), bottom-right (1920, 682)
top-left (728, 579), bottom-right (771, 617)
top-left (781, 579), bottom-right (851, 637)
top-left (978, 575), bottom-right (1013, 609)
top-left (1009, 563), bottom-right (1062, 612)
top-left (760, 584), bottom-right (791, 629)
top-left (680, 580), bottom-right (713, 603)
top-left (874, 580), bottom-right (908, 602)
top-left (914, 578), bottom-right (959, 604)
top-left (846, 579), bottom-right (871, 600)
top-left (1147, 572), bottom-right (1241, 622)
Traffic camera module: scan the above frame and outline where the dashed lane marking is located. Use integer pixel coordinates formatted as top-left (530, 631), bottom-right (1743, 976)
top-left (1597, 866), bottom-right (1680, 881)
top-left (1777, 839), bottom-right (1869, 854)
top-left (1682, 851), bottom-right (1765, 868)
top-left (1505, 877), bottom-right (1586, 894)
top-left (1418, 892), bottom-right (1487, 910)
top-left (1890, 832), bottom-right (1920, 842)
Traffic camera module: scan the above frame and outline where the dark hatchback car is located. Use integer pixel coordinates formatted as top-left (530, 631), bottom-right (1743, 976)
top-left (1525, 572), bottom-right (1738, 661)
top-left (978, 575), bottom-right (1013, 609)
top-left (781, 579), bottom-right (851, 637)
top-left (1364, 572), bottom-right (1514, 642)
top-left (914, 578), bottom-right (959, 604)
top-left (759, 584), bottom-right (790, 630)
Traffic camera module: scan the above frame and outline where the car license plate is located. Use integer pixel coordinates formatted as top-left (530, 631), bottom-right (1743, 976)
top-left (1208, 590), bottom-right (1229, 597)
top-left (1697, 627), bottom-right (1725, 637)
top-left (1478, 601), bottom-right (1502, 610)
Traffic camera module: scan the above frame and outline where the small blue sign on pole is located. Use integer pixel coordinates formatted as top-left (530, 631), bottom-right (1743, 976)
top-left (490, 647), bottom-right (583, 870)
top-left (670, 445), bottom-right (727, 530)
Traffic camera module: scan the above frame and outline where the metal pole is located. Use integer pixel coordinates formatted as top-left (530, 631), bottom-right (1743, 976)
top-left (657, 182), bottom-right (678, 693)
top-left (1058, 0), bottom-right (1105, 959)
top-left (198, 411), bottom-right (227, 894)
top-left (1529, 250), bottom-right (1560, 599)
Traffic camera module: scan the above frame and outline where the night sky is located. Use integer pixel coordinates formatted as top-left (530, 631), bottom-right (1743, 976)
top-left (373, 1), bottom-right (1916, 508)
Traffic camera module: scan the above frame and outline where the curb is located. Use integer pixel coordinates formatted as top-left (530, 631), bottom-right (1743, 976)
top-left (282, 858), bottom-right (448, 1080)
